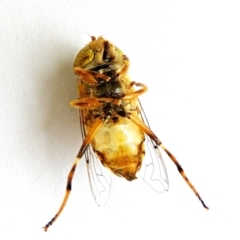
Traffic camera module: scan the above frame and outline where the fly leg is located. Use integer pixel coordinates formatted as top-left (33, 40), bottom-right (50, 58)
top-left (43, 118), bottom-right (103, 232)
top-left (127, 113), bottom-right (209, 210)
top-left (74, 52), bottom-right (129, 85)
top-left (70, 97), bottom-right (120, 109)
top-left (74, 67), bottom-right (110, 84)
top-left (70, 81), bottom-right (147, 109)
top-left (123, 82), bottom-right (148, 100)
top-left (116, 55), bottom-right (130, 77)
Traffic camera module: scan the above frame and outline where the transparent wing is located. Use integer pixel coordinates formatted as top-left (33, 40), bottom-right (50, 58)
top-left (137, 100), bottom-right (169, 192)
top-left (79, 110), bottom-right (112, 206)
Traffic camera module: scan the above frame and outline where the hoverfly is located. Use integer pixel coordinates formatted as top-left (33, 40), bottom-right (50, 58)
top-left (43, 36), bottom-right (208, 231)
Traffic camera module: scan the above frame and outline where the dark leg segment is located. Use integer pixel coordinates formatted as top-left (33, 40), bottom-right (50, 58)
top-left (43, 118), bottom-right (103, 231)
top-left (128, 113), bottom-right (209, 210)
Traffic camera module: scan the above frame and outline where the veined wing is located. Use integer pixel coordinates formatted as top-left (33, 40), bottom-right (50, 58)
top-left (79, 110), bottom-right (112, 206)
top-left (137, 100), bottom-right (169, 192)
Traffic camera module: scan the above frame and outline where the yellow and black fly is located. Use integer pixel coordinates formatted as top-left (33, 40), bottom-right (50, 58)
top-left (43, 36), bottom-right (208, 231)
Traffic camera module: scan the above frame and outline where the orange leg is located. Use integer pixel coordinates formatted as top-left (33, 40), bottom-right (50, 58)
top-left (117, 57), bottom-right (130, 77)
top-left (70, 82), bottom-right (147, 109)
top-left (74, 67), bottom-right (110, 85)
top-left (70, 97), bottom-right (121, 109)
top-left (123, 82), bottom-right (148, 100)
top-left (127, 113), bottom-right (209, 210)
top-left (43, 118), bottom-right (104, 232)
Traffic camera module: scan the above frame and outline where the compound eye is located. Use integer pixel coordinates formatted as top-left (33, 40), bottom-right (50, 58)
top-left (74, 47), bottom-right (95, 68)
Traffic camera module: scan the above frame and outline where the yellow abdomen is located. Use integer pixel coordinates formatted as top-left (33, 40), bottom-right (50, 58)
top-left (91, 117), bottom-right (145, 181)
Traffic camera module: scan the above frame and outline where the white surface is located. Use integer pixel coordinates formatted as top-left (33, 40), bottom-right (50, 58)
top-left (0, 0), bottom-right (240, 239)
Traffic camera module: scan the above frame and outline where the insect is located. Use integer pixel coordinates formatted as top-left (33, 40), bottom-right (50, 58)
top-left (43, 36), bottom-right (208, 231)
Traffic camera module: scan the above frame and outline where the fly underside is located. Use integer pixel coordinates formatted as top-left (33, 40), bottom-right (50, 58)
top-left (43, 36), bottom-right (208, 232)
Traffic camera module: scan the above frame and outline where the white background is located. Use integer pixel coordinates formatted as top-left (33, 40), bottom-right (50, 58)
top-left (0, 0), bottom-right (239, 239)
